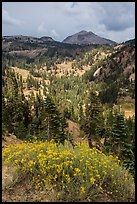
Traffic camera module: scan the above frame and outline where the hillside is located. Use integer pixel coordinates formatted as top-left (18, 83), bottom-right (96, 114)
top-left (94, 43), bottom-right (135, 83)
top-left (2, 34), bottom-right (135, 202)
top-left (2, 35), bottom-right (104, 62)
top-left (2, 37), bottom-right (135, 118)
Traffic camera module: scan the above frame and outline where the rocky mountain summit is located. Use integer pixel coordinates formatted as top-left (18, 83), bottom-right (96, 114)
top-left (62, 30), bottom-right (116, 45)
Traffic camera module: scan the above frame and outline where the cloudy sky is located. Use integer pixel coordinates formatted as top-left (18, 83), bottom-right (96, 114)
top-left (2, 2), bottom-right (135, 43)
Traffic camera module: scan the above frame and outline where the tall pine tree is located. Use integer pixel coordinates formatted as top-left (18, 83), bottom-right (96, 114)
top-left (42, 95), bottom-right (67, 143)
top-left (81, 91), bottom-right (104, 148)
top-left (110, 112), bottom-right (126, 157)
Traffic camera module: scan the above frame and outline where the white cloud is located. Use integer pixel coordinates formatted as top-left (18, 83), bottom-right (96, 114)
top-left (37, 22), bottom-right (47, 33)
top-left (2, 2), bottom-right (135, 43)
top-left (104, 27), bottom-right (135, 43)
top-left (37, 22), bottom-right (59, 39)
top-left (2, 8), bottom-right (24, 26)
top-left (50, 29), bottom-right (59, 38)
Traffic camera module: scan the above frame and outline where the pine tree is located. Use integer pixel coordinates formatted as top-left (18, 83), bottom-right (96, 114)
top-left (42, 96), bottom-right (67, 143)
top-left (111, 112), bottom-right (126, 142)
top-left (123, 116), bottom-right (135, 176)
top-left (109, 113), bottom-right (135, 175)
top-left (110, 112), bottom-right (126, 157)
top-left (31, 93), bottom-right (44, 134)
top-left (81, 91), bottom-right (104, 148)
top-left (2, 69), bottom-right (32, 138)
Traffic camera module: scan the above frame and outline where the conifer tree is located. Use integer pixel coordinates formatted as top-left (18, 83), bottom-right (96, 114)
top-left (31, 93), bottom-right (44, 134)
top-left (111, 112), bottom-right (126, 142)
top-left (43, 95), bottom-right (67, 143)
top-left (110, 112), bottom-right (126, 157)
top-left (81, 91), bottom-right (104, 148)
top-left (109, 112), bottom-right (135, 175)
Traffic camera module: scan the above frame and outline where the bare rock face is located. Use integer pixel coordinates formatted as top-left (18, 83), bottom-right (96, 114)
top-left (62, 30), bottom-right (116, 45)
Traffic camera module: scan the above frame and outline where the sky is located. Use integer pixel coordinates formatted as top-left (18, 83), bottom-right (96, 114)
top-left (2, 2), bottom-right (135, 43)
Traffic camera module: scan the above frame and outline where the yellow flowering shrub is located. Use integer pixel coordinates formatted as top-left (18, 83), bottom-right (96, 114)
top-left (2, 140), bottom-right (135, 202)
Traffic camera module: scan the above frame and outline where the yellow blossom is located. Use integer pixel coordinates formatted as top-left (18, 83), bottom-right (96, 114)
top-left (80, 186), bottom-right (85, 193)
top-left (90, 177), bottom-right (95, 184)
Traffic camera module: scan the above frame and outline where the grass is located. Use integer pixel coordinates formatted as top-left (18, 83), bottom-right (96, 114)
top-left (2, 140), bottom-right (135, 202)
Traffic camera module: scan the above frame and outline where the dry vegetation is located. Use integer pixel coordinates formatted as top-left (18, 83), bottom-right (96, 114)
top-left (12, 67), bottom-right (30, 80)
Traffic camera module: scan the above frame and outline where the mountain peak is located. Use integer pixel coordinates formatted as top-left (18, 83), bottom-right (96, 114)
top-left (62, 30), bottom-right (116, 45)
top-left (78, 30), bottom-right (88, 34)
